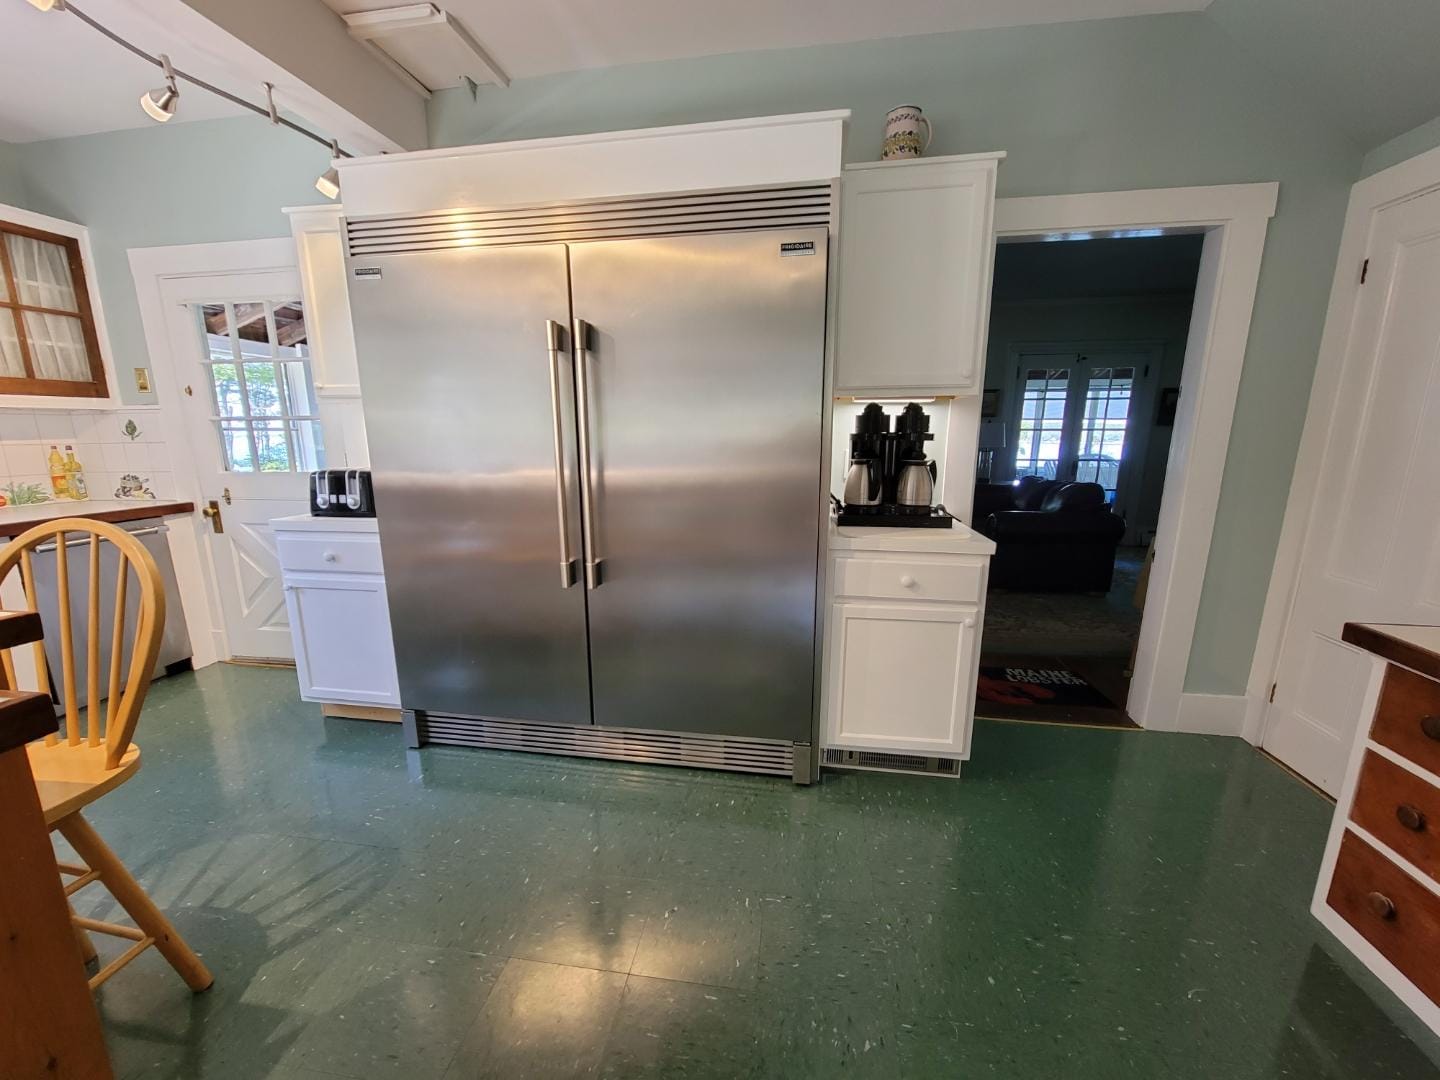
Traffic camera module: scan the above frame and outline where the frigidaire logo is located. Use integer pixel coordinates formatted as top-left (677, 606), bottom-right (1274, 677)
top-left (352, 267), bottom-right (383, 278)
top-left (779, 241), bottom-right (816, 256)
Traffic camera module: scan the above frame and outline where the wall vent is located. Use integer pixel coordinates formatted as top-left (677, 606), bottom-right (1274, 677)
top-left (422, 715), bottom-right (795, 777)
top-left (823, 747), bottom-right (960, 778)
top-left (346, 183), bottom-right (832, 256)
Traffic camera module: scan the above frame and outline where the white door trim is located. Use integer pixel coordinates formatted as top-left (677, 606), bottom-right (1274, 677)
top-left (996, 182), bottom-right (1278, 732)
top-left (128, 238), bottom-right (299, 667)
top-left (1245, 144), bottom-right (1440, 746)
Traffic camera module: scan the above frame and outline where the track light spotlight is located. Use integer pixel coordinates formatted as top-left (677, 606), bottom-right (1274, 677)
top-left (27, 0), bottom-right (66, 11)
top-left (315, 141), bottom-right (341, 199)
top-left (140, 54), bottom-right (180, 122)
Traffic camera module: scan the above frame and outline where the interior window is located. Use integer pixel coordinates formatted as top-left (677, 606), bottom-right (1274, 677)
top-left (0, 221), bottom-right (109, 398)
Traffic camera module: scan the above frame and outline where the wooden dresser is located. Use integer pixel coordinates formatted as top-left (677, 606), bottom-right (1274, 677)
top-left (1314, 623), bottom-right (1440, 1034)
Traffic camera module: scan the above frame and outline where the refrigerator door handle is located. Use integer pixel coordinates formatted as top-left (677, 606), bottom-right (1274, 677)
top-left (545, 319), bottom-right (578, 589)
top-left (573, 317), bottom-right (603, 589)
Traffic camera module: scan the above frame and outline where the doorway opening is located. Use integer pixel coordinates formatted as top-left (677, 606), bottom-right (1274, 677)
top-left (972, 234), bottom-right (1204, 726)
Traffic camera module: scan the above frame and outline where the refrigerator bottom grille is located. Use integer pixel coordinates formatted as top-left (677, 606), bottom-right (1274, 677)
top-left (822, 748), bottom-right (961, 778)
top-left (421, 715), bottom-right (796, 777)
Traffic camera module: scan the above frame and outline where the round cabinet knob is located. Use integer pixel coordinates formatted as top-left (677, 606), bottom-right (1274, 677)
top-left (1421, 715), bottom-right (1440, 741)
top-left (322, 551), bottom-right (338, 563)
top-left (1366, 891), bottom-right (1397, 920)
top-left (899, 575), bottom-right (917, 588)
top-left (1396, 803), bottom-right (1427, 832)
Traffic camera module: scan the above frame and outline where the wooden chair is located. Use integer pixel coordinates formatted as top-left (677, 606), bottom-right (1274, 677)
top-left (0, 518), bottom-right (212, 994)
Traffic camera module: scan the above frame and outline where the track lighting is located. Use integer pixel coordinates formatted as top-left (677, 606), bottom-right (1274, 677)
top-left (140, 54), bottom-right (179, 122)
top-left (27, 0), bottom-right (66, 11)
top-left (315, 141), bottom-right (341, 199)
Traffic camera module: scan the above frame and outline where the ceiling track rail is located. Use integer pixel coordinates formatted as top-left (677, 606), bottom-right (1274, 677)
top-left (346, 183), bottom-right (833, 255)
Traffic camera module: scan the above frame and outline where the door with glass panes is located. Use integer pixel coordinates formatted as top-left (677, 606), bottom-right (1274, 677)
top-left (165, 270), bottom-right (322, 660)
top-left (1009, 349), bottom-right (1155, 517)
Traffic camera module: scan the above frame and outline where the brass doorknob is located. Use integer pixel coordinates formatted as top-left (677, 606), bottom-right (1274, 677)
top-left (201, 500), bottom-right (224, 533)
top-left (1366, 891), bottom-right (1397, 920)
top-left (1396, 804), bottom-right (1427, 832)
top-left (201, 505), bottom-right (218, 519)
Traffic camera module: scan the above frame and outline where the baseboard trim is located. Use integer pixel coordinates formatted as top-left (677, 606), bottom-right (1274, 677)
top-left (1175, 692), bottom-right (1248, 737)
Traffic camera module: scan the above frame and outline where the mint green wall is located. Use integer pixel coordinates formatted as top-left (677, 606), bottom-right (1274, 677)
top-left (11, 117), bottom-right (331, 406)
top-left (430, 13), bottom-right (1362, 697)
top-left (1362, 114), bottom-right (1440, 177)
top-left (0, 140), bottom-right (27, 207)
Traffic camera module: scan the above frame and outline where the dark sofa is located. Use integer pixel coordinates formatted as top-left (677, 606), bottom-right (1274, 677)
top-left (975, 478), bottom-right (1127, 592)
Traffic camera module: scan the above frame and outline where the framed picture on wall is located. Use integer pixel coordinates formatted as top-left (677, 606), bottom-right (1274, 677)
top-left (1157, 387), bottom-right (1181, 426)
top-left (981, 389), bottom-right (1001, 418)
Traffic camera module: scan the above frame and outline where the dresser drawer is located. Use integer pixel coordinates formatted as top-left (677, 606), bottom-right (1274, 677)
top-left (1327, 830), bottom-right (1440, 1006)
top-left (832, 556), bottom-right (984, 604)
top-left (1371, 664), bottom-right (1440, 777)
top-left (276, 533), bottom-right (384, 575)
top-left (1352, 751), bottom-right (1440, 881)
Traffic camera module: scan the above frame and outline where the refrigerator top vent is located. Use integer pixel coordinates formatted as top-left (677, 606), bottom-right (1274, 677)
top-left (345, 183), bottom-right (832, 257)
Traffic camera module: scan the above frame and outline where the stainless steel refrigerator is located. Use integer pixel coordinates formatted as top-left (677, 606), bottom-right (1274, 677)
top-left (344, 186), bottom-right (831, 780)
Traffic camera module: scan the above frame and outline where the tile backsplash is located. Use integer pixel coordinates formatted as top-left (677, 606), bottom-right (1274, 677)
top-left (0, 409), bottom-right (174, 506)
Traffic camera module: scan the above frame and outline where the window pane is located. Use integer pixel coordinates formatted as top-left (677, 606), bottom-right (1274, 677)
top-left (252, 421), bottom-right (292, 472)
top-left (234, 303), bottom-right (271, 347)
top-left (22, 311), bottom-right (89, 380)
top-left (209, 363), bottom-right (245, 418)
top-left (5, 234), bottom-right (79, 312)
top-left (291, 420), bottom-right (324, 473)
top-left (280, 361), bottom-right (315, 417)
top-left (1015, 367), bottom-right (1069, 479)
top-left (0, 312), bottom-right (23, 377)
top-left (218, 422), bottom-right (255, 472)
top-left (243, 362), bottom-right (283, 417)
top-left (274, 302), bottom-right (307, 349)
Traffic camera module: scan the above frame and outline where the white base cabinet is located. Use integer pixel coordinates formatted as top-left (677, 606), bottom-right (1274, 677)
top-left (822, 524), bottom-right (994, 772)
top-left (273, 515), bottom-right (399, 710)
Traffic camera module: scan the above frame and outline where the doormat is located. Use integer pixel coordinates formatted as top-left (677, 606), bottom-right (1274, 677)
top-left (977, 663), bottom-right (1114, 709)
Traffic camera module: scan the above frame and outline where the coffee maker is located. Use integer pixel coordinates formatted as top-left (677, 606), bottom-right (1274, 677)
top-left (836, 402), bottom-right (951, 528)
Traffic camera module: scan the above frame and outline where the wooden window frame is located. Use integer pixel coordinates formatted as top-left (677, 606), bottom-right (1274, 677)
top-left (0, 219), bottom-right (109, 399)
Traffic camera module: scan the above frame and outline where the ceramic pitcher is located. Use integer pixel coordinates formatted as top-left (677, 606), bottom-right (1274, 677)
top-left (882, 105), bottom-right (933, 160)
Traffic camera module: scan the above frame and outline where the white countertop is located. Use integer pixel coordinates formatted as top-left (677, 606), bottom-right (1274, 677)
top-left (828, 517), bottom-right (996, 556)
top-left (271, 513), bottom-right (379, 533)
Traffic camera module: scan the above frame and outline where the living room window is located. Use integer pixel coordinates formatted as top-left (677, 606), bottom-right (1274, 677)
top-left (0, 218), bottom-right (108, 399)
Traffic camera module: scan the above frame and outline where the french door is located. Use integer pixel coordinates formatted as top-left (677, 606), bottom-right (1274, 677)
top-left (1010, 349), bottom-right (1151, 510)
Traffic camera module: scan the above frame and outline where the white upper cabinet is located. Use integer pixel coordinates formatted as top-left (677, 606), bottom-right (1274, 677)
top-left (835, 153), bottom-right (1003, 396)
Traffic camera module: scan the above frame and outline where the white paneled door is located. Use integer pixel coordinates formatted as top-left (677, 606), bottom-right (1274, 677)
top-left (1264, 186), bottom-right (1440, 794)
top-left (160, 269), bottom-right (316, 661)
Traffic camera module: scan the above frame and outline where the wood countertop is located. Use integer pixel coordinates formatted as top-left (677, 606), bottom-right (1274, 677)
top-left (0, 500), bottom-right (194, 539)
top-left (1342, 622), bottom-right (1440, 683)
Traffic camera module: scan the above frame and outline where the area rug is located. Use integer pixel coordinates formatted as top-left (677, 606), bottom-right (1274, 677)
top-left (975, 654), bottom-right (1138, 729)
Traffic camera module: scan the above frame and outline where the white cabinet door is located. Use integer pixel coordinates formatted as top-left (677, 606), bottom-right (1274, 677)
top-left (825, 601), bottom-right (979, 756)
top-left (835, 155), bottom-right (1000, 395)
top-left (283, 572), bottom-right (400, 706)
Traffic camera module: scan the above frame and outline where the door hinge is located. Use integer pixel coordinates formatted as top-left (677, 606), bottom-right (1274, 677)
top-left (1360, 258), bottom-right (1369, 284)
top-left (1268, 682), bottom-right (1277, 704)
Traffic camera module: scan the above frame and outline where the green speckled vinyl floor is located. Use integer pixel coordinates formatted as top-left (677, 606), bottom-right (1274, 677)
top-left (63, 665), bottom-right (1440, 1079)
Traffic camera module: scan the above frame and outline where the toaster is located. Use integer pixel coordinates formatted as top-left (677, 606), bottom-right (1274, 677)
top-left (309, 469), bottom-right (376, 517)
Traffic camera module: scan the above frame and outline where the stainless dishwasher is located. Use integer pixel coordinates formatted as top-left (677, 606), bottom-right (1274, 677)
top-left (32, 518), bottom-right (193, 713)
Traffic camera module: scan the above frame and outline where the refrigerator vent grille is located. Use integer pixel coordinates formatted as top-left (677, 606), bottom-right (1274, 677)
top-left (346, 184), bottom-right (832, 256)
top-left (823, 748), bottom-right (960, 777)
top-left (422, 715), bottom-right (795, 777)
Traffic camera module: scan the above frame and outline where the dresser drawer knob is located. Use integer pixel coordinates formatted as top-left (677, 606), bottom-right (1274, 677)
top-left (323, 551), bottom-right (339, 563)
top-left (1366, 891), bottom-right (1397, 920)
top-left (1422, 715), bottom-right (1440, 741)
top-left (1396, 804), bottom-right (1427, 832)
top-left (899, 574), bottom-right (917, 588)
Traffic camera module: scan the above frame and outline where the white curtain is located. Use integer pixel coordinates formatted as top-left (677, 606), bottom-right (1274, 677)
top-left (0, 313), bottom-right (23, 378)
top-left (6, 234), bottom-right (79, 312)
top-left (23, 311), bottom-right (88, 381)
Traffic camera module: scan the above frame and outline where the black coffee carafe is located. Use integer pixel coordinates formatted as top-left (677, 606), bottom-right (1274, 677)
top-left (842, 403), bottom-right (887, 511)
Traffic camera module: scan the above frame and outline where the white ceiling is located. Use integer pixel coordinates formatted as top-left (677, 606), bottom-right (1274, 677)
top-left (320, 1), bottom-right (1211, 82)
top-left (0, 0), bottom-right (245, 143)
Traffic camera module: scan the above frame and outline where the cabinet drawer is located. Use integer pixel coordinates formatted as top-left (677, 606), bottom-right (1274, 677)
top-left (1371, 664), bottom-right (1440, 777)
top-left (833, 557), bottom-right (983, 604)
top-left (1352, 751), bottom-right (1440, 881)
top-left (1327, 830), bottom-right (1440, 1006)
top-left (276, 533), bottom-right (383, 575)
